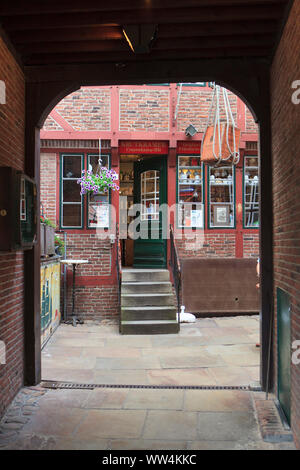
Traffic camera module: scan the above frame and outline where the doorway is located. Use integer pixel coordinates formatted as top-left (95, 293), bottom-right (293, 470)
top-left (120, 154), bottom-right (167, 269)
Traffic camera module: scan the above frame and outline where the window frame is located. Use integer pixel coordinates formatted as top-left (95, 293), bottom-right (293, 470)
top-left (59, 153), bottom-right (84, 229)
top-left (243, 155), bottom-right (260, 229)
top-left (176, 154), bottom-right (205, 229)
top-left (207, 164), bottom-right (236, 229)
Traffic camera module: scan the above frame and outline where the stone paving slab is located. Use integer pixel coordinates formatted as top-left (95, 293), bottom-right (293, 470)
top-left (0, 386), bottom-right (296, 450)
top-left (143, 410), bottom-right (199, 440)
top-left (74, 409), bottom-right (146, 440)
top-left (184, 389), bottom-right (253, 412)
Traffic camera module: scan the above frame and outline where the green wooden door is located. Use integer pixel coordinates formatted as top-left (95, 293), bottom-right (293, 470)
top-left (277, 287), bottom-right (291, 425)
top-left (133, 157), bottom-right (167, 268)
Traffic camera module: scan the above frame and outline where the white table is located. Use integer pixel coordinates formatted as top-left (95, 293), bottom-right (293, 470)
top-left (60, 259), bottom-right (89, 327)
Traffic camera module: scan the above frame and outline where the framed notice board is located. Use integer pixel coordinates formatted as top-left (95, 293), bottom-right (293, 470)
top-left (0, 167), bottom-right (37, 251)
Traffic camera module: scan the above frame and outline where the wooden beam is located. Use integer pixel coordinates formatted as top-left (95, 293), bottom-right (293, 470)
top-left (0, 0), bottom-right (288, 16)
top-left (10, 25), bottom-right (123, 44)
top-left (19, 34), bottom-right (275, 56)
top-left (10, 21), bottom-right (278, 45)
top-left (1, 4), bottom-right (285, 31)
top-left (23, 47), bottom-right (271, 67)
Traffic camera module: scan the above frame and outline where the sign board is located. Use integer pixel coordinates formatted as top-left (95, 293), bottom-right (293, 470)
top-left (177, 141), bottom-right (201, 154)
top-left (119, 140), bottom-right (168, 155)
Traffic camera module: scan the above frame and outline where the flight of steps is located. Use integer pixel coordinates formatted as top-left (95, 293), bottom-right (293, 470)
top-left (120, 269), bottom-right (180, 335)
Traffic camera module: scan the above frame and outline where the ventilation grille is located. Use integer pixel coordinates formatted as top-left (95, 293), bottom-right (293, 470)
top-left (41, 139), bottom-right (111, 149)
top-left (245, 141), bottom-right (258, 151)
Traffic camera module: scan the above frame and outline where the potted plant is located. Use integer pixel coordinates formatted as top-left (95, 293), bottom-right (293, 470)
top-left (54, 235), bottom-right (65, 256)
top-left (40, 215), bottom-right (56, 256)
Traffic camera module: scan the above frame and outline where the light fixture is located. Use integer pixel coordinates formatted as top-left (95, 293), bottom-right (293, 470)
top-left (122, 24), bottom-right (157, 54)
top-left (185, 124), bottom-right (198, 137)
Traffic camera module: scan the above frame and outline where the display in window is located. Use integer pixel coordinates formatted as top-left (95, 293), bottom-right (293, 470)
top-left (178, 155), bottom-right (204, 228)
top-left (209, 165), bottom-right (234, 227)
top-left (244, 156), bottom-right (259, 227)
top-left (89, 203), bottom-right (109, 228)
top-left (87, 154), bottom-right (111, 228)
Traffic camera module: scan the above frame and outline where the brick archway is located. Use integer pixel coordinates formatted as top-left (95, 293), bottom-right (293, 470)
top-left (25, 65), bottom-right (272, 391)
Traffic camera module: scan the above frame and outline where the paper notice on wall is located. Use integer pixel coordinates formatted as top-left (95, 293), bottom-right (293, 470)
top-left (191, 208), bottom-right (203, 228)
top-left (0, 340), bottom-right (6, 364)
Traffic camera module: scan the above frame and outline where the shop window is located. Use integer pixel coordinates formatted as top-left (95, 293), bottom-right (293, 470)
top-left (60, 154), bottom-right (83, 228)
top-left (244, 156), bottom-right (259, 228)
top-left (208, 165), bottom-right (235, 228)
top-left (60, 153), bottom-right (110, 229)
top-left (87, 154), bottom-right (110, 228)
top-left (177, 156), bottom-right (204, 228)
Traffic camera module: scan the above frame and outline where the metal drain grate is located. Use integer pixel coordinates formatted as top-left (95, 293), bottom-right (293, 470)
top-left (41, 380), bottom-right (250, 391)
top-left (253, 395), bottom-right (294, 443)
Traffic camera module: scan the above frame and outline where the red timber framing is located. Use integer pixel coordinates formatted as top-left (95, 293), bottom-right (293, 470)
top-left (40, 84), bottom-right (259, 266)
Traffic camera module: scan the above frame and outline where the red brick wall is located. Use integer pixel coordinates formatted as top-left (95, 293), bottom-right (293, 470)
top-left (0, 37), bottom-right (25, 418)
top-left (176, 87), bottom-right (237, 133)
top-left (60, 228), bottom-right (119, 321)
top-left (40, 152), bottom-right (57, 223)
top-left (66, 285), bottom-right (119, 321)
top-left (44, 87), bottom-right (111, 131)
top-left (119, 88), bottom-right (169, 132)
top-left (271, 0), bottom-right (300, 449)
top-left (176, 233), bottom-right (235, 258)
top-left (243, 233), bottom-right (259, 258)
top-left (245, 106), bottom-right (258, 133)
top-left (43, 115), bottom-right (63, 131)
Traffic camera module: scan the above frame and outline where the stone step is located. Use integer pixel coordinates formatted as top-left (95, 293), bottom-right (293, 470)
top-left (121, 281), bottom-right (172, 294)
top-left (121, 306), bottom-right (177, 321)
top-left (121, 293), bottom-right (175, 307)
top-left (120, 320), bottom-right (180, 335)
top-left (122, 269), bottom-right (170, 283)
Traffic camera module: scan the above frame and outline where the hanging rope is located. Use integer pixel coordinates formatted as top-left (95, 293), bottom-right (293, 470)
top-left (201, 83), bottom-right (240, 166)
top-left (95, 138), bottom-right (102, 174)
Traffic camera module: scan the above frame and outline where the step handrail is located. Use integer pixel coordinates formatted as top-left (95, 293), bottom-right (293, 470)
top-left (169, 224), bottom-right (181, 316)
top-left (116, 223), bottom-right (122, 323)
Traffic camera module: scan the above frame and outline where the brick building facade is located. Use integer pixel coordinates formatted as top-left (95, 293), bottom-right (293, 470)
top-left (40, 83), bottom-right (259, 320)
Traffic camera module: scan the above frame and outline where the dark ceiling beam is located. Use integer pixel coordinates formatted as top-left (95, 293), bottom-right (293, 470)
top-left (0, 0), bottom-right (287, 16)
top-left (23, 46), bottom-right (270, 67)
top-left (9, 20), bottom-right (278, 45)
top-left (19, 34), bottom-right (275, 56)
top-left (1, 4), bottom-right (285, 31)
top-left (10, 26), bottom-right (123, 44)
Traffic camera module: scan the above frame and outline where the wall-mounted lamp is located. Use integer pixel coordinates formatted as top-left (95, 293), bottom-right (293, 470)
top-left (185, 124), bottom-right (198, 137)
top-left (122, 24), bottom-right (157, 54)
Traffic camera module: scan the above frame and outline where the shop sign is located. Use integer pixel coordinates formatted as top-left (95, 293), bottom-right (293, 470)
top-left (119, 140), bottom-right (169, 154)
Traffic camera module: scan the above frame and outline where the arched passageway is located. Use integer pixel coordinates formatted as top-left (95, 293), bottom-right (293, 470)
top-left (24, 67), bottom-right (272, 394)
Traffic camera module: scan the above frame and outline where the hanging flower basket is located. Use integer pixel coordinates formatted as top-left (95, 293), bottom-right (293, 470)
top-left (77, 167), bottom-right (119, 195)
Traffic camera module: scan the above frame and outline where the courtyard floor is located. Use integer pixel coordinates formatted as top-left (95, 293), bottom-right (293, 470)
top-left (0, 316), bottom-right (296, 450)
